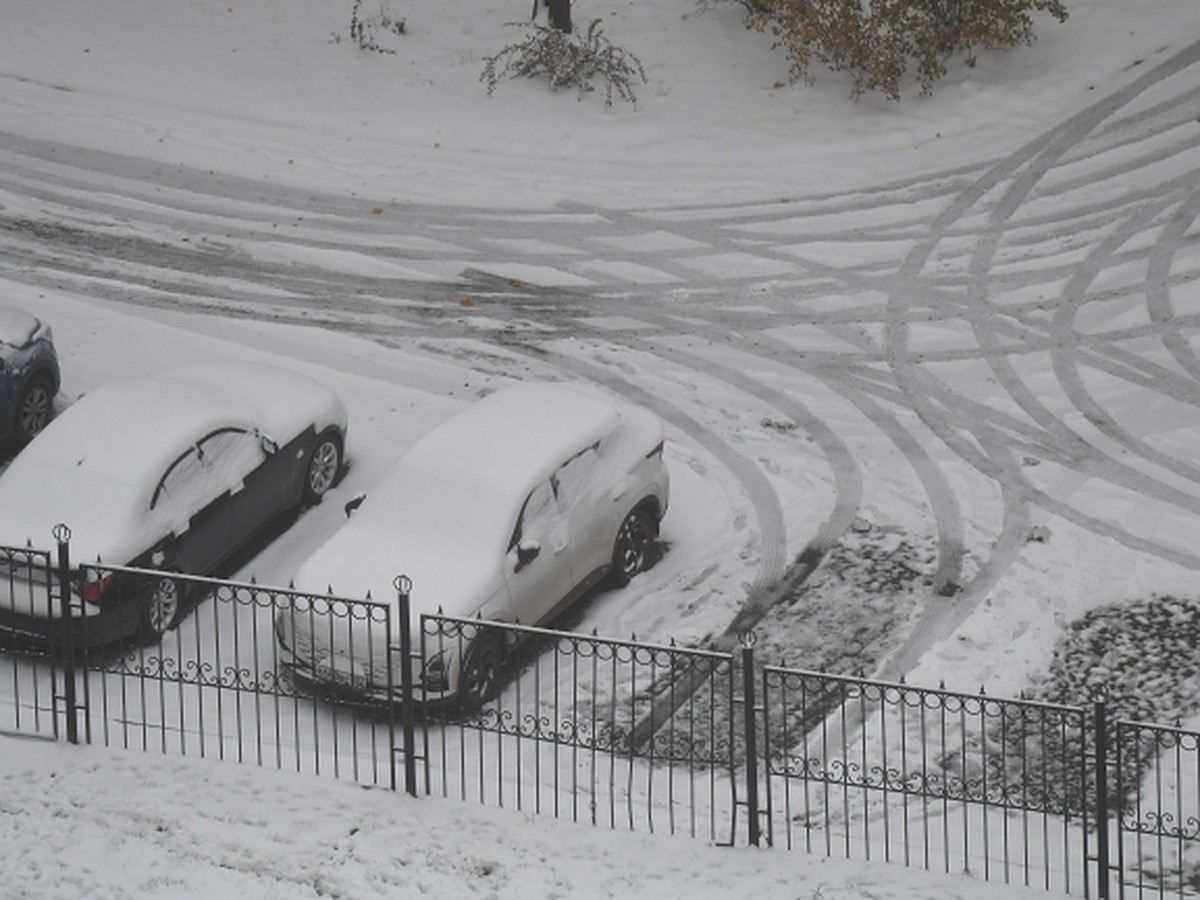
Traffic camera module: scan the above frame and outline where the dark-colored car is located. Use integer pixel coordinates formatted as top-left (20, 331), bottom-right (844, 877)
top-left (0, 307), bottom-right (60, 448)
top-left (0, 360), bottom-right (348, 645)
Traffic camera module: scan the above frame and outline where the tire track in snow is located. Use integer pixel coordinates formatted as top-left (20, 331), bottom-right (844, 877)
top-left (876, 36), bottom-right (1200, 667)
top-left (1, 39), bottom-right (1200, 691)
top-left (1146, 184), bottom-right (1200, 382)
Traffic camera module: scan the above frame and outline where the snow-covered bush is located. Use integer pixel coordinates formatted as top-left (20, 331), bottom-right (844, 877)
top-left (480, 20), bottom-right (647, 107)
top-left (348, 0), bottom-right (405, 55)
top-left (988, 594), bottom-right (1200, 815)
top-left (743, 0), bottom-right (1069, 100)
top-left (1035, 594), bottom-right (1200, 725)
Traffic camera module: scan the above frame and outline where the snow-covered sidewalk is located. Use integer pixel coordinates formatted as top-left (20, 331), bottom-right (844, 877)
top-left (0, 733), bottom-right (1064, 899)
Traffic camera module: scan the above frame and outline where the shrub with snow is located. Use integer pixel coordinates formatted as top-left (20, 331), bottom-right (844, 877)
top-left (346, 0), bottom-right (405, 55)
top-left (743, 0), bottom-right (1069, 100)
top-left (988, 594), bottom-right (1200, 816)
top-left (481, 20), bottom-right (647, 107)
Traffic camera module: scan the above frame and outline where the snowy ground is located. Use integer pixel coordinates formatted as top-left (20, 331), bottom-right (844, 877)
top-left (3, 0), bottom-right (1200, 896)
top-left (1, 731), bottom-right (1061, 900)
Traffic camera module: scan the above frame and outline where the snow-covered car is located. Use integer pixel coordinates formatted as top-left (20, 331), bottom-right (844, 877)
top-left (276, 381), bottom-right (669, 705)
top-left (0, 360), bottom-right (348, 645)
top-left (0, 307), bottom-right (60, 448)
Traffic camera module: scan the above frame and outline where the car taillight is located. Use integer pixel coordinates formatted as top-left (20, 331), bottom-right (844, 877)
top-left (72, 571), bottom-right (114, 607)
top-left (645, 440), bottom-right (664, 459)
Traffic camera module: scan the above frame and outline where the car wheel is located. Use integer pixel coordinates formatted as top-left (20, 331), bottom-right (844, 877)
top-left (610, 508), bottom-right (654, 588)
top-left (302, 432), bottom-right (342, 505)
top-left (139, 574), bottom-right (183, 641)
top-left (13, 374), bottom-right (53, 446)
top-left (459, 633), bottom-right (504, 707)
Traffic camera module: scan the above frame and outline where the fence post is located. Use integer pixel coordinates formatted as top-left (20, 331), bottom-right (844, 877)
top-left (53, 524), bottom-right (79, 745)
top-left (1093, 698), bottom-right (1111, 900)
top-left (394, 575), bottom-right (418, 797)
top-left (740, 631), bottom-right (761, 847)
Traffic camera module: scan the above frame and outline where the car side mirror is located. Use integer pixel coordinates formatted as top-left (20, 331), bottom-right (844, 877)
top-left (259, 434), bottom-right (279, 455)
top-left (515, 540), bottom-right (541, 571)
top-left (344, 494), bottom-right (366, 517)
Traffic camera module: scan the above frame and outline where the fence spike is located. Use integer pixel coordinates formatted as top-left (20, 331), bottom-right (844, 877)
top-left (365, 590), bottom-right (373, 600)
top-left (288, 580), bottom-right (295, 589)
top-left (939, 680), bottom-right (946, 690)
top-left (979, 684), bottom-right (987, 695)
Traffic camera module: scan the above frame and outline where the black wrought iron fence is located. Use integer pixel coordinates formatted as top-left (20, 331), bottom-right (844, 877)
top-left (0, 540), bottom-right (62, 739)
top-left (75, 561), bottom-right (400, 789)
top-left (1112, 720), bottom-right (1200, 899)
top-left (3, 534), bottom-right (1200, 898)
top-left (419, 615), bottom-right (740, 842)
top-left (758, 665), bottom-right (1095, 895)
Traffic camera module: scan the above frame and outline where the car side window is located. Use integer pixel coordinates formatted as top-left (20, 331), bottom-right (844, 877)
top-left (510, 478), bottom-right (558, 550)
top-left (555, 442), bottom-right (600, 505)
top-left (152, 428), bottom-right (263, 518)
top-left (196, 428), bottom-right (264, 491)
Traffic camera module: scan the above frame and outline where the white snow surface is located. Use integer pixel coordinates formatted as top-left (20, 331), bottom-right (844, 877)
top-left (0, 0), bottom-right (1184, 209)
top-left (0, 731), bottom-right (1052, 900)
top-left (2, 0), bottom-right (1200, 896)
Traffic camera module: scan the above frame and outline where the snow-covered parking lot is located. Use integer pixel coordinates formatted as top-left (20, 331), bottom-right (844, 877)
top-left (3, 0), bottom-right (1200, 896)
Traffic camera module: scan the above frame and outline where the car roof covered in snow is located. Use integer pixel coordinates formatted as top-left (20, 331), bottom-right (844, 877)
top-left (166, 359), bottom-right (347, 444)
top-left (21, 360), bottom-right (343, 486)
top-left (0, 360), bottom-right (346, 564)
top-left (401, 382), bottom-right (620, 501)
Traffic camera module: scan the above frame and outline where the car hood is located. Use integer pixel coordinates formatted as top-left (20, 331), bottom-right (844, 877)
top-left (291, 521), bottom-right (506, 629)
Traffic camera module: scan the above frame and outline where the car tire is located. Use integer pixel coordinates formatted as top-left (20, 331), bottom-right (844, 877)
top-left (609, 507), bottom-right (654, 588)
top-left (302, 431), bottom-right (342, 505)
top-left (459, 633), bottom-right (504, 707)
top-left (139, 574), bottom-right (183, 641)
top-left (13, 374), bottom-right (54, 446)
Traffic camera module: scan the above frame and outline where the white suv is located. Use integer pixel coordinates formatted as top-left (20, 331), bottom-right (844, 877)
top-left (278, 381), bottom-right (669, 705)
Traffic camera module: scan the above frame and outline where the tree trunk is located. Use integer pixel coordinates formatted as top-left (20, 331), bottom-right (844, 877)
top-left (545, 0), bottom-right (571, 33)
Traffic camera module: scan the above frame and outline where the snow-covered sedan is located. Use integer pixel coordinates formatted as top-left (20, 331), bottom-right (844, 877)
top-left (0, 361), bottom-right (348, 645)
top-left (0, 307), bottom-right (60, 448)
top-left (277, 381), bottom-right (669, 705)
